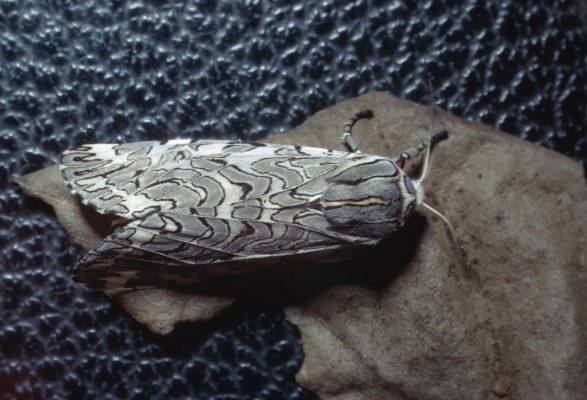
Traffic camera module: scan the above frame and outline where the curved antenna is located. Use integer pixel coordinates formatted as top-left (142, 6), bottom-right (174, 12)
top-left (421, 202), bottom-right (457, 243)
top-left (416, 134), bottom-right (433, 185)
top-left (406, 129), bottom-right (448, 205)
top-left (415, 109), bottom-right (440, 185)
top-left (421, 201), bottom-right (468, 269)
top-left (413, 109), bottom-right (466, 267)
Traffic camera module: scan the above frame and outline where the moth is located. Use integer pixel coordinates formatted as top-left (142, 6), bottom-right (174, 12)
top-left (60, 110), bottom-right (448, 295)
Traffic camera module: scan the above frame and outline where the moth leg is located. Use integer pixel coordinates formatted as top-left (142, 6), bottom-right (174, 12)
top-left (395, 130), bottom-right (448, 168)
top-left (341, 109), bottom-right (373, 153)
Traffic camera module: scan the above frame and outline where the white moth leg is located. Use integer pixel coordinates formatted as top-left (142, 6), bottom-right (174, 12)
top-left (341, 110), bottom-right (373, 153)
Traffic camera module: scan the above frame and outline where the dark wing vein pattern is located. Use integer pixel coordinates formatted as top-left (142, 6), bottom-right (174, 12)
top-left (60, 139), bottom-right (402, 292)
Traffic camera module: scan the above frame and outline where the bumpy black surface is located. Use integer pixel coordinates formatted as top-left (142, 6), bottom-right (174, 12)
top-left (1, 1), bottom-right (586, 399)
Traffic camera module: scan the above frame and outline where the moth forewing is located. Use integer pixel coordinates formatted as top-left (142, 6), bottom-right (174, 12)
top-left (60, 111), bottom-right (447, 294)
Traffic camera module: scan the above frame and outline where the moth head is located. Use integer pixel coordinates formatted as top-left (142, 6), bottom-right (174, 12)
top-left (413, 179), bottom-right (425, 205)
top-left (396, 170), bottom-right (421, 222)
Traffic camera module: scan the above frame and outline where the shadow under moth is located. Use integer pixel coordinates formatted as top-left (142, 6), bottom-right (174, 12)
top-left (60, 110), bottom-right (448, 295)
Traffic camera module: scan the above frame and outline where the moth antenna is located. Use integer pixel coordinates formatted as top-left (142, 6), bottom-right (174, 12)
top-left (421, 201), bottom-right (468, 269)
top-left (402, 129), bottom-right (448, 206)
top-left (416, 130), bottom-right (433, 185)
top-left (421, 202), bottom-right (457, 243)
top-left (415, 108), bottom-right (442, 186)
top-left (413, 109), bottom-right (466, 267)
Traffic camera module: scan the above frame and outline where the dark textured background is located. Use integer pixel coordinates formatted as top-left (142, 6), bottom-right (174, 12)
top-left (1, 1), bottom-right (586, 399)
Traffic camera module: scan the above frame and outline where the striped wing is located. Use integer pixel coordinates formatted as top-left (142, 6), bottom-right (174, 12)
top-left (61, 139), bottom-right (352, 218)
top-left (72, 208), bottom-right (357, 292)
top-left (60, 139), bottom-right (385, 292)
